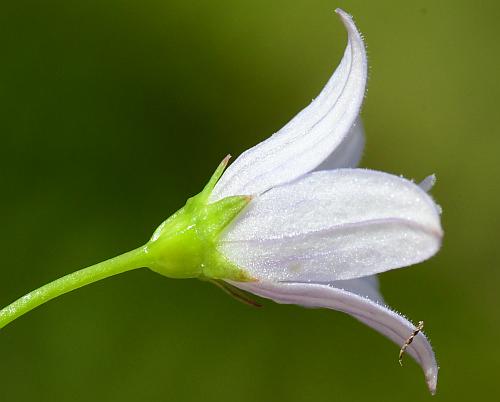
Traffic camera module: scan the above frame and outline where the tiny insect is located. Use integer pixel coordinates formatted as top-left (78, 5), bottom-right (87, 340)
top-left (399, 321), bottom-right (424, 366)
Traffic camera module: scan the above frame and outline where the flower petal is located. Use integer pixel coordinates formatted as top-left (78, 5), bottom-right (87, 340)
top-left (315, 118), bottom-right (365, 170)
top-left (229, 280), bottom-right (438, 394)
top-left (419, 174), bottom-right (436, 192)
top-left (330, 275), bottom-right (384, 304)
top-left (219, 169), bottom-right (442, 282)
top-left (210, 9), bottom-right (367, 202)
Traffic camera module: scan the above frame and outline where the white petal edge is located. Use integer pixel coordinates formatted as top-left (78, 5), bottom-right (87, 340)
top-left (219, 169), bottom-right (443, 282)
top-left (229, 280), bottom-right (438, 394)
top-left (210, 9), bottom-right (367, 202)
top-left (315, 117), bottom-right (365, 170)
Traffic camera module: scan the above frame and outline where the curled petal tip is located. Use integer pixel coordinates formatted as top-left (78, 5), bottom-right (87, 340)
top-left (419, 174), bottom-right (437, 192)
top-left (335, 9), bottom-right (357, 29)
top-left (425, 364), bottom-right (438, 395)
top-left (427, 374), bottom-right (438, 396)
top-left (334, 8), bottom-right (349, 17)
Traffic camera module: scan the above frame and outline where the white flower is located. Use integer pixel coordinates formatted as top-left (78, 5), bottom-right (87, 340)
top-left (210, 9), bottom-right (442, 394)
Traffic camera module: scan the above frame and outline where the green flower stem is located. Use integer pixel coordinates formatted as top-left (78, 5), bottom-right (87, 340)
top-left (0, 246), bottom-right (149, 330)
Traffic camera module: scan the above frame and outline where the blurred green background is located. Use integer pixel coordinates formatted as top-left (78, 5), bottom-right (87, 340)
top-left (0, 0), bottom-right (498, 401)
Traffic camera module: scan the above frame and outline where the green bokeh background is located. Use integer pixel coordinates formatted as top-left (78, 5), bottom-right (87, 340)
top-left (0, 1), bottom-right (498, 401)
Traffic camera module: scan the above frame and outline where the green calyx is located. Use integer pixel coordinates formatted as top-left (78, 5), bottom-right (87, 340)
top-left (145, 156), bottom-right (253, 281)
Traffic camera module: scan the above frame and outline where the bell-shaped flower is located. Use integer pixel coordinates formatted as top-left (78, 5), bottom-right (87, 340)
top-left (207, 9), bottom-right (442, 394)
top-left (0, 8), bottom-right (442, 396)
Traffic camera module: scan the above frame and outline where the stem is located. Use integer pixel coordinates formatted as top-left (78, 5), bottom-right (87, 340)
top-left (0, 245), bottom-right (149, 330)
